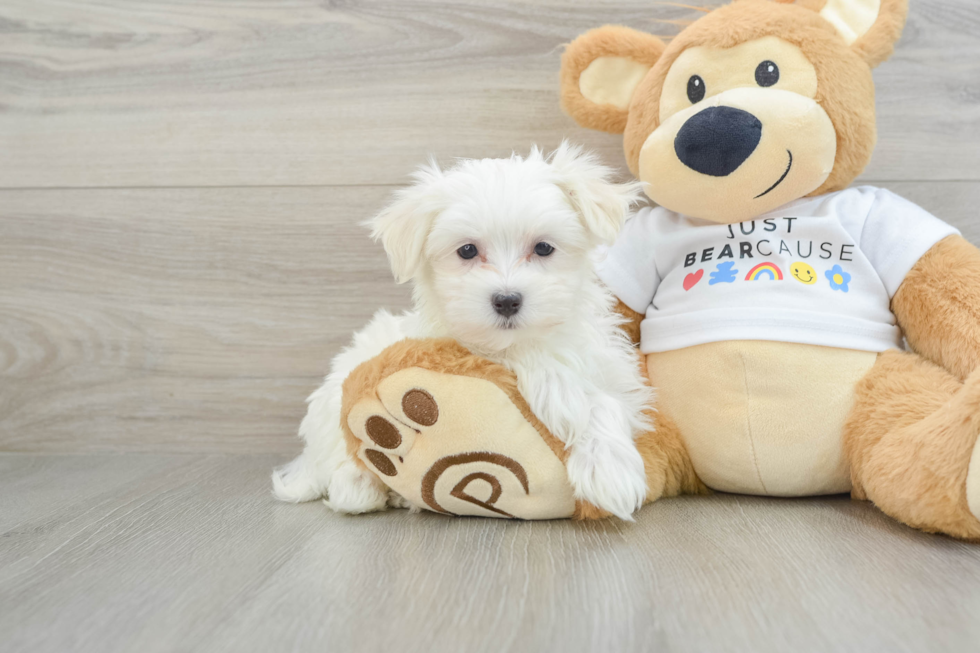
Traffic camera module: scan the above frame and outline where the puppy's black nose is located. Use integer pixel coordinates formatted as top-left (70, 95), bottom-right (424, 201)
top-left (674, 106), bottom-right (762, 177)
top-left (492, 293), bottom-right (522, 318)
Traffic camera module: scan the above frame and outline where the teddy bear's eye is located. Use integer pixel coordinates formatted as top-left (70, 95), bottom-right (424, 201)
top-left (687, 75), bottom-right (706, 104)
top-left (755, 60), bottom-right (780, 87)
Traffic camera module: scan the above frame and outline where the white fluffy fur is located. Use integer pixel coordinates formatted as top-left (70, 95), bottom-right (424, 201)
top-left (272, 143), bottom-right (653, 520)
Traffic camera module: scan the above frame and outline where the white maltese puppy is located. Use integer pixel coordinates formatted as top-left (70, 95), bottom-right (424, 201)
top-left (272, 143), bottom-right (652, 520)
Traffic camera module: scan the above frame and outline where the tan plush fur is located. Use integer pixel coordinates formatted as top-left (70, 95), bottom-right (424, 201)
top-left (844, 350), bottom-right (980, 541)
top-left (624, 0), bottom-right (881, 196)
top-left (341, 338), bottom-right (567, 465)
top-left (612, 300), bottom-right (706, 501)
top-left (560, 0), bottom-right (911, 197)
top-left (636, 384), bottom-right (710, 502)
top-left (612, 298), bottom-right (645, 347)
top-left (341, 338), bottom-right (628, 519)
top-left (892, 235), bottom-right (980, 383)
top-left (852, 0), bottom-right (909, 67)
top-left (560, 26), bottom-right (666, 134)
top-left (341, 334), bottom-right (704, 520)
top-left (575, 403), bottom-right (709, 520)
top-left (794, 0), bottom-right (907, 66)
top-left (859, 234), bottom-right (980, 538)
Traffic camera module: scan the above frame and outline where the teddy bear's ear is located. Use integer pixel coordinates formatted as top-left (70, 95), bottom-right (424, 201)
top-left (560, 26), bottom-right (666, 134)
top-left (810, 0), bottom-right (909, 68)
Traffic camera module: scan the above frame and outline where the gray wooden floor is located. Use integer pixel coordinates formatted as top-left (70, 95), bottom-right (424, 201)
top-left (2, 1), bottom-right (979, 652)
top-left (3, 453), bottom-right (979, 653)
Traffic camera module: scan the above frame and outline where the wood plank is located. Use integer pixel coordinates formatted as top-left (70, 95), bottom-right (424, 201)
top-left (0, 186), bottom-right (412, 452)
top-left (2, 182), bottom-right (979, 453)
top-left (0, 0), bottom-right (977, 189)
top-left (2, 453), bottom-right (979, 653)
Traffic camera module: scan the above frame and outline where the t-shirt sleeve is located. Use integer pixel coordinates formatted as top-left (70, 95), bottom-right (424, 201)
top-left (859, 188), bottom-right (960, 298)
top-left (595, 208), bottom-right (662, 313)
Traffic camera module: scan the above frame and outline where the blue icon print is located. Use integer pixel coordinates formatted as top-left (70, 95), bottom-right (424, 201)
top-left (709, 261), bottom-right (739, 285)
top-left (825, 264), bottom-right (852, 292)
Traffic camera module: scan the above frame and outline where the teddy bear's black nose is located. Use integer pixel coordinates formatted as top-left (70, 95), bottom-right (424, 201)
top-left (674, 106), bottom-right (763, 177)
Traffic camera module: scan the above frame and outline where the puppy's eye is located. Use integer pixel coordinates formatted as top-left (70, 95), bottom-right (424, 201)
top-left (755, 61), bottom-right (779, 87)
top-left (457, 244), bottom-right (479, 260)
top-left (534, 242), bottom-right (555, 257)
top-left (687, 75), bottom-right (705, 104)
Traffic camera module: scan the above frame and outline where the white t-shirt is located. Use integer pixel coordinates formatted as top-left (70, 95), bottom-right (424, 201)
top-left (597, 186), bottom-right (959, 354)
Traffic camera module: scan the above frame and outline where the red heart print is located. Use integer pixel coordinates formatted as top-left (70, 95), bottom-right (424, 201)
top-left (683, 269), bottom-right (704, 291)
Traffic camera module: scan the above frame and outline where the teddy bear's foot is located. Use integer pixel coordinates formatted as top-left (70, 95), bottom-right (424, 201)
top-left (846, 350), bottom-right (980, 540)
top-left (968, 433), bottom-right (980, 523)
top-left (341, 340), bottom-right (579, 519)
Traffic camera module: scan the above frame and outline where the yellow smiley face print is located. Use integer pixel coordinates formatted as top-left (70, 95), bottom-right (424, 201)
top-left (790, 261), bottom-right (817, 285)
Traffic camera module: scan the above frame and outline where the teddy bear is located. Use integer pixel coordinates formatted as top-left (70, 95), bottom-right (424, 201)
top-left (336, 0), bottom-right (980, 540)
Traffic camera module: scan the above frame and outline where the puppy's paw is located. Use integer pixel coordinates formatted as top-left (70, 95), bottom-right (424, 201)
top-left (272, 454), bottom-right (327, 503)
top-left (325, 460), bottom-right (390, 514)
top-left (565, 439), bottom-right (648, 521)
top-left (387, 491), bottom-right (418, 511)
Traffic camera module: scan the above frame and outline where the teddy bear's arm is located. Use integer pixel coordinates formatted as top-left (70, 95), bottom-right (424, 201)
top-left (613, 299), bottom-right (644, 346)
top-left (892, 235), bottom-right (980, 381)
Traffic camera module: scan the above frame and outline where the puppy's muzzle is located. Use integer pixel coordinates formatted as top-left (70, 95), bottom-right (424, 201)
top-left (492, 293), bottom-right (522, 318)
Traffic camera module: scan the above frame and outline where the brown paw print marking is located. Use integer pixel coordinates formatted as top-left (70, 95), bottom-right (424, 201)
top-left (450, 472), bottom-right (506, 516)
top-left (365, 415), bottom-right (401, 449)
top-left (364, 449), bottom-right (397, 476)
top-left (421, 452), bottom-right (529, 518)
top-left (402, 389), bottom-right (438, 426)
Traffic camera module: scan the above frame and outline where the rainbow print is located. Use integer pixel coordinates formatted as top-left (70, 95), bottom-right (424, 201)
top-left (745, 262), bottom-right (783, 281)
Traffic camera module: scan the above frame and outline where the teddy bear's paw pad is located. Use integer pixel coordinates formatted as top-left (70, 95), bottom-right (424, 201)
top-left (347, 367), bottom-right (576, 520)
top-left (400, 388), bottom-right (439, 427)
top-left (967, 437), bottom-right (980, 522)
top-left (375, 375), bottom-right (444, 432)
top-left (347, 397), bottom-right (419, 476)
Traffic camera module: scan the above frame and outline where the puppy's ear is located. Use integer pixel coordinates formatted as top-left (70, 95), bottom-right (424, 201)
top-left (366, 162), bottom-right (446, 284)
top-left (560, 26), bottom-right (665, 134)
top-left (549, 142), bottom-right (643, 246)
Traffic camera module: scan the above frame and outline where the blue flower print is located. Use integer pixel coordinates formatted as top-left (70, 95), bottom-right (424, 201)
top-left (825, 265), bottom-right (851, 292)
top-left (709, 261), bottom-right (739, 285)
